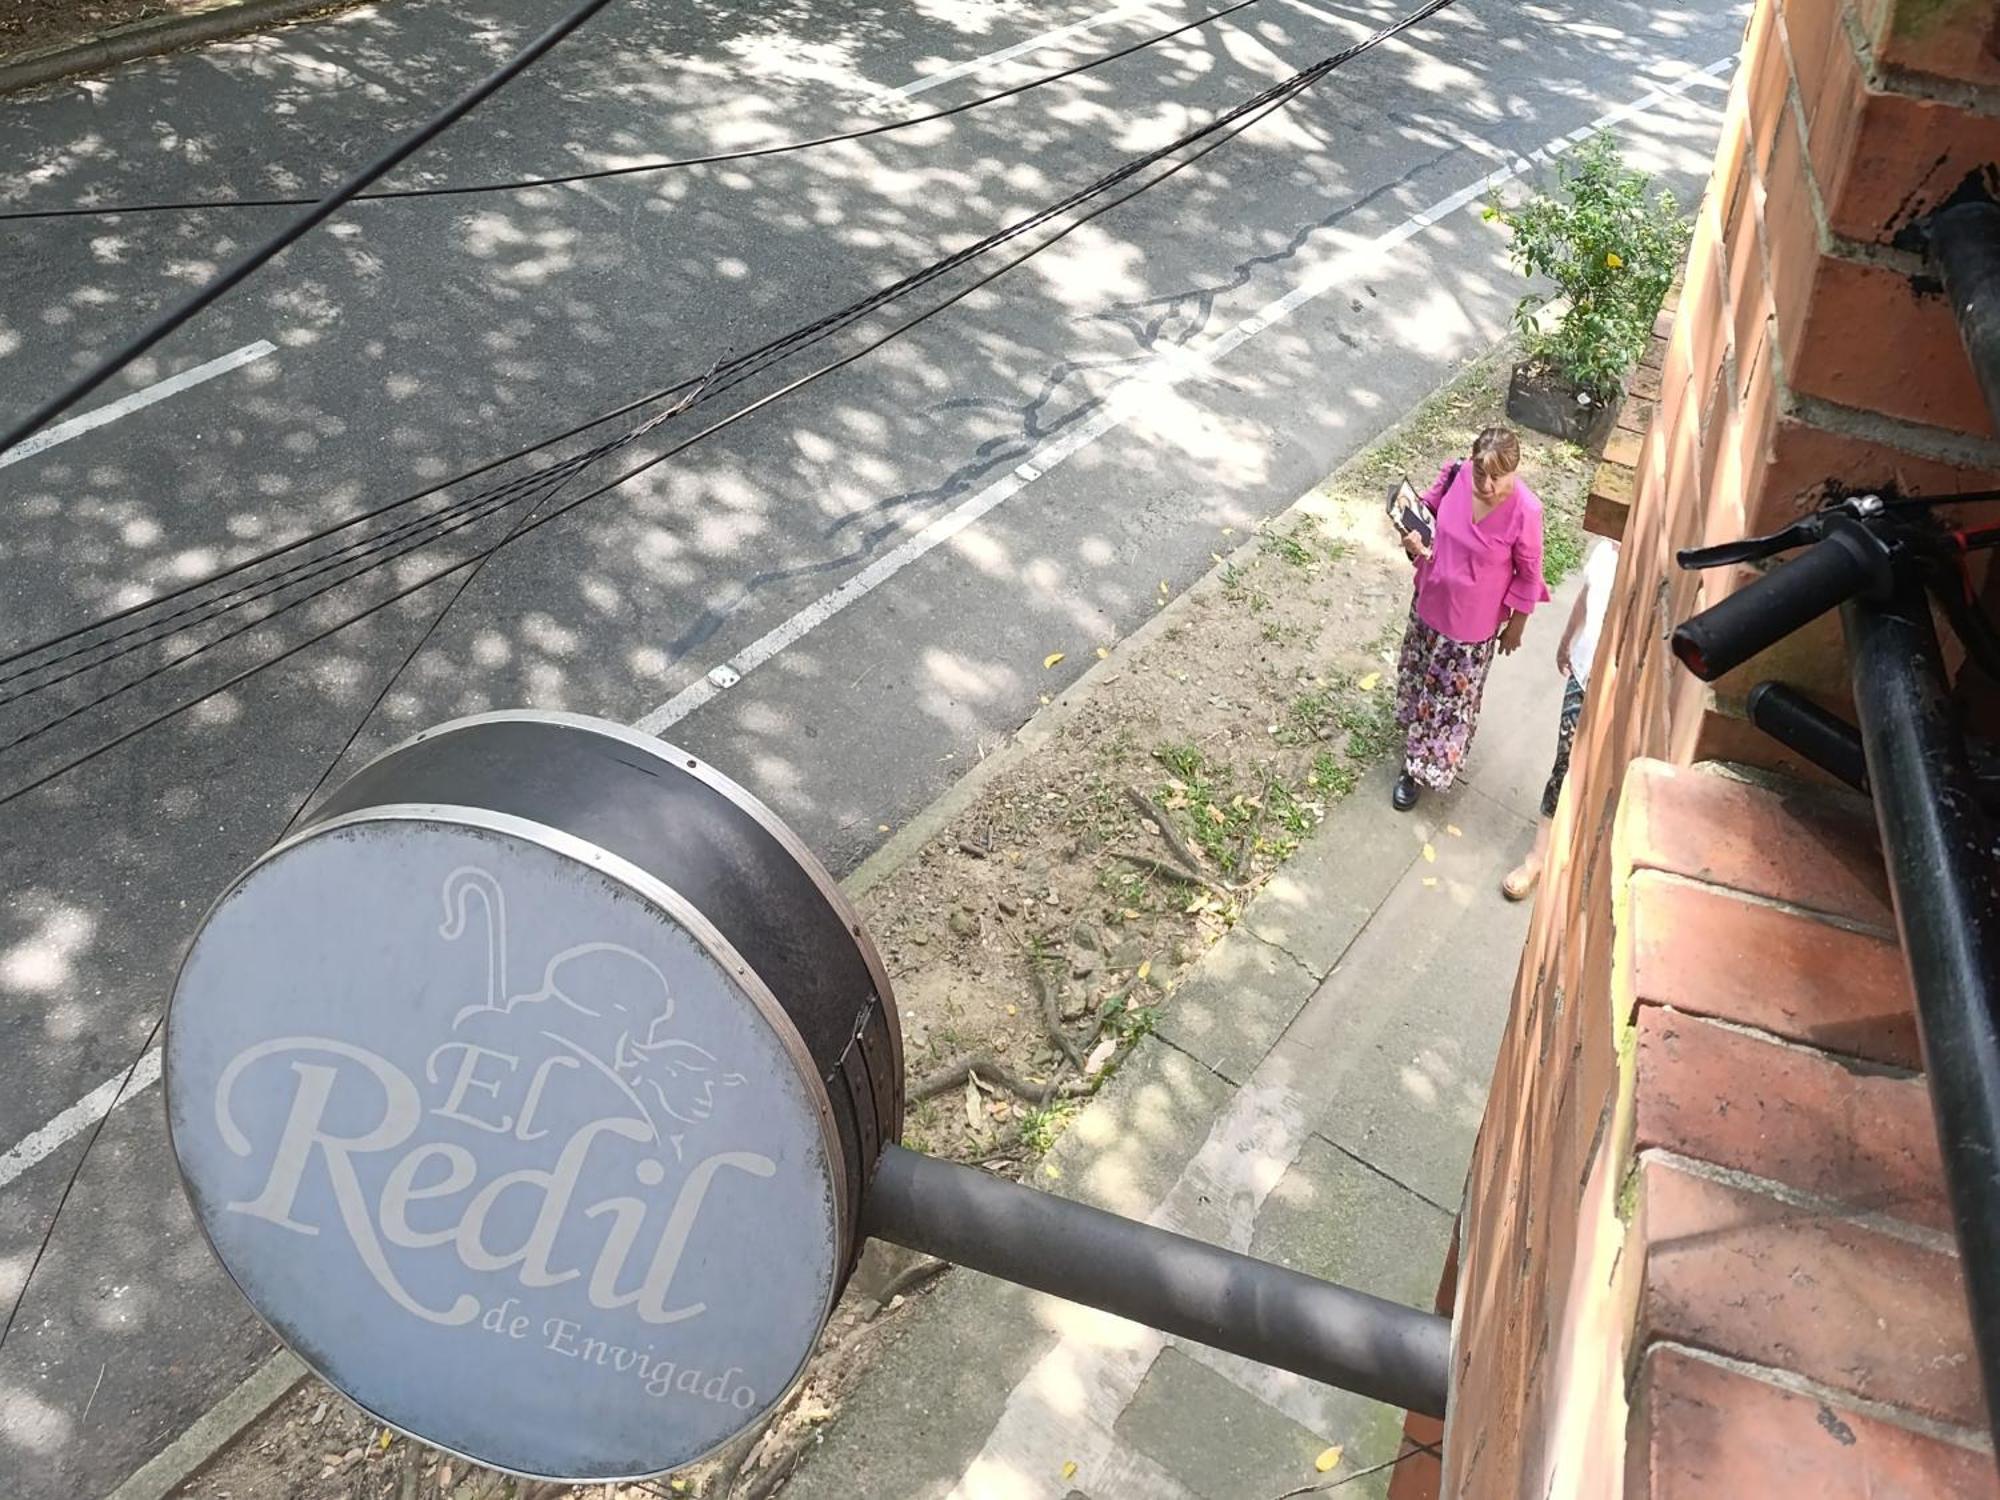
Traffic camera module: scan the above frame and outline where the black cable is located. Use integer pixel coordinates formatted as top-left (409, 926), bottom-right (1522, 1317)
top-left (0, 2), bottom-right (1458, 1361)
top-left (0, 389), bottom-right (682, 677)
top-left (0, 444), bottom-right (614, 702)
top-left (0, 0), bottom-right (624, 465)
top-left (0, 0), bottom-right (1272, 223)
top-left (0, 0), bottom-right (1452, 697)
top-left (1883, 487), bottom-right (2000, 510)
top-left (0, 1), bottom-right (1421, 811)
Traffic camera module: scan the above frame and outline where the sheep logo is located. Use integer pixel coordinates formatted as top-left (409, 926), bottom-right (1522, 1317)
top-left (437, 866), bottom-right (748, 1151)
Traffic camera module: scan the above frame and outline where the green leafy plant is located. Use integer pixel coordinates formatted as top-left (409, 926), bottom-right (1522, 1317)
top-left (1490, 134), bottom-right (1689, 400)
top-left (1019, 1098), bottom-right (1080, 1155)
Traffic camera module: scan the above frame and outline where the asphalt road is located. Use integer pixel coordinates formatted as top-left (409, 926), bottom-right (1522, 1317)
top-left (0, 0), bottom-right (1742, 1492)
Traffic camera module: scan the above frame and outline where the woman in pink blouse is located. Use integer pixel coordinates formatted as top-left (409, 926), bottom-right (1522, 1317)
top-left (1391, 427), bottom-right (1550, 811)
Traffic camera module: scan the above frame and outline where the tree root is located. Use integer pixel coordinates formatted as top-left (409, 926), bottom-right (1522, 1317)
top-left (1110, 848), bottom-right (1235, 899)
top-left (1028, 961), bottom-right (1087, 1072)
top-left (867, 1257), bottom-right (951, 1317)
top-left (1122, 784), bottom-right (1211, 877)
top-left (1235, 771), bottom-right (1277, 874)
top-left (909, 1053), bottom-right (1090, 1105)
top-left (702, 1415), bottom-right (775, 1499)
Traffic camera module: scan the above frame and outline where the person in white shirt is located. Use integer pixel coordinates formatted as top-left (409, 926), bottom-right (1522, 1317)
top-left (1503, 539), bottom-right (1619, 900)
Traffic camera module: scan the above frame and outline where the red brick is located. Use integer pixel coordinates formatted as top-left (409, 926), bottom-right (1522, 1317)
top-left (1820, 60), bottom-right (2000, 246)
top-left (1744, 411), bottom-right (2000, 534)
top-left (1633, 1006), bottom-right (1948, 1230)
top-left (1667, 650), bottom-right (1715, 764)
top-left (1619, 759), bottom-right (1892, 926)
top-left (1725, 156), bottom-right (1776, 380)
top-left (1761, 115), bottom-right (1822, 375)
top-left (1789, 256), bottom-right (1996, 438)
top-left (1696, 363), bottom-right (1736, 515)
top-left (1709, 86), bottom-right (1756, 250)
top-left (1863, 0), bottom-right (2000, 91)
top-left (1799, 7), bottom-right (1869, 209)
top-left (1640, 1155), bottom-right (1979, 1427)
top-left (1679, 205), bottom-right (1730, 409)
top-left (1735, 318), bottom-right (1783, 488)
top-left (1744, 0), bottom-right (1793, 176)
top-left (1602, 421), bottom-right (1646, 470)
top-left (1779, 0), bottom-right (1850, 142)
top-left (1627, 870), bottom-right (1919, 1067)
top-left (1630, 1346), bottom-right (2000, 1500)
top-left (1386, 1423), bottom-right (1443, 1500)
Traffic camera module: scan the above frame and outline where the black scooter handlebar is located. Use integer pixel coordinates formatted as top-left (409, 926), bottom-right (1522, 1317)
top-left (1671, 526), bottom-right (1885, 681)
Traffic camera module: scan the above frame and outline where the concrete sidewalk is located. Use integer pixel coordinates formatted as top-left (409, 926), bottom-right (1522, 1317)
top-left (787, 577), bottom-right (1579, 1500)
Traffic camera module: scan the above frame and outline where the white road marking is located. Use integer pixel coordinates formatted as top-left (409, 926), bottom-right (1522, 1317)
top-left (0, 1049), bottom-right (161, 1191)
top-left (0, 52), bottom-right (1732, 1212)
top-left (0, 340), bottom-right (277, 472)
top-left (891, 0), bottom-right (1170, 101)
top-left (635, 54), bottom-right (1733, 736)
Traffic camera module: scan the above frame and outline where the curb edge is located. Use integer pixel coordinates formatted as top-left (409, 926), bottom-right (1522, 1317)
top-left (103, 1351), bottom-right (306, 1500)
top-left (1, 0), bottom-right (356, 97)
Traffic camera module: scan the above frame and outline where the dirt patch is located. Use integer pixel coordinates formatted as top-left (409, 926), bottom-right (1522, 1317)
top-left (170, 347), bottom-right (1587, 1500)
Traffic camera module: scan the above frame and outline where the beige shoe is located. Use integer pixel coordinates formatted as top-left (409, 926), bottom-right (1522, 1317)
top-left (1501, 861), bottom-right (1540, 901)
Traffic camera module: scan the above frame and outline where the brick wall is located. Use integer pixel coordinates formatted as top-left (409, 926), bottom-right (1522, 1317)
top-left (1427, 3), bottom-right (2000, 1496)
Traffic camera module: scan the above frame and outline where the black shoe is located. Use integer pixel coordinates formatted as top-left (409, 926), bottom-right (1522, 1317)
top-left (1392, 773), bottom-right (1420, 812)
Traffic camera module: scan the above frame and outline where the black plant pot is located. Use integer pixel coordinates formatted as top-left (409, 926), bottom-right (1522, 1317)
top-left (1506, 361), bottom-right (1619, 449)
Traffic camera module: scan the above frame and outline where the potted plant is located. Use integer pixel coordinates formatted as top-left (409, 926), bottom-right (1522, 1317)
top-left (1489, 133), bottom-right (1691, 446)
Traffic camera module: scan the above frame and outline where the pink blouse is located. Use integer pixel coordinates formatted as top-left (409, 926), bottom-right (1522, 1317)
top-left (1411, 462), bottom-right (1551, 643)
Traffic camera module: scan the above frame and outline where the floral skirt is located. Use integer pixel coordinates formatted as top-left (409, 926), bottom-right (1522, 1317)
top-left (1394, 605), bottom-right (1498, 791)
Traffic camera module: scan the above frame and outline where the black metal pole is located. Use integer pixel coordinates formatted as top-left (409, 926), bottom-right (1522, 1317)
top-left (862, 1143), bottom-right (1452, 1418)
top-left (1931, 201), bottom-right (2000, 435)
top-left (1746, 681), bottom-right (1868, 793)
top-left (1844, 585), bottom-right (2000, 1438)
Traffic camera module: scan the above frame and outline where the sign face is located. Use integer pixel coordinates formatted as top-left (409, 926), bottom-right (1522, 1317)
top-left (166, 816), bottom-right (841, 1480)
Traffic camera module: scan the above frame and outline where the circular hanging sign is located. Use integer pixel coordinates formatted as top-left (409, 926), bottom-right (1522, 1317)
top-left (165, 714), bottom-right (901, 1481)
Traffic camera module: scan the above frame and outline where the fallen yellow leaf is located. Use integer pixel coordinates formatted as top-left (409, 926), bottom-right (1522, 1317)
top-left (1357, 671), bottom-right (1380, 691)
top-left (1137, 959), bottom-right (1152, 981)
top-left (1096, 646), bottom-right (1109, 659)
top-left (1422, 843), bottom-right (1437, 862)
top-left (1315, 1444), bottom-right (1344, 1473)
top-left (377, 1431), bottom-right (392, 1451)
top-left (1043, 651), bottom-right (1065, 669)
top-left (1039, 693), bottom-right (1051, 704)
top-left (1062, 1461), bottom-right (1079, 1481)
top-left (1005, 1004), bottom-right (1018, 1016)
top-left (1422, 876), bottom-right (1439, 888)
top-left (1447, 824), bottom-right (1463, 837)
top-left (1605, 250), bottom-right (1625, 268)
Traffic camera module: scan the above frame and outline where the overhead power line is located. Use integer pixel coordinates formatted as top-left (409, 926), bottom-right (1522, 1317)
top-left (0, 0), bottom-right (1452, 709)
top-left (0, 0), bottom-right (1272, 223)
top-left (0, 0), bottom-right (625, 466)
top-left (0, 0), bottom-right (1459, 814)
top-left (0, 0), bottom-right (1460, 1358)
